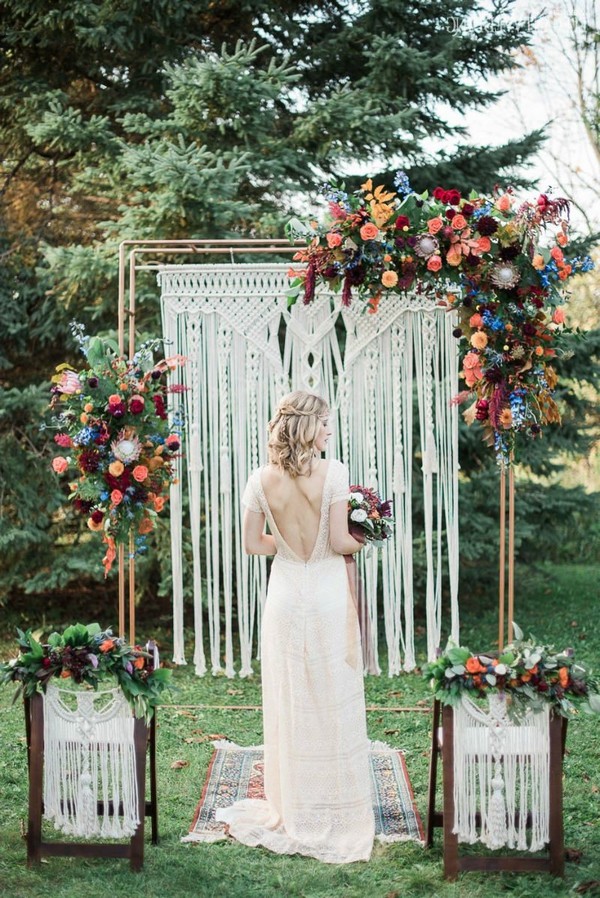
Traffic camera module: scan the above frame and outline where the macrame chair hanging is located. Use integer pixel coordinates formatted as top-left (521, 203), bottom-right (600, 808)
top-left (42, 684), bottom-right (139, 839)
top-left (157, 261), bottom-right (460, 676)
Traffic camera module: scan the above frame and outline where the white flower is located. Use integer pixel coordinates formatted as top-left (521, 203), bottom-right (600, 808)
top-left (350, 491), bottom-right (364, 503)
top-left (111, 431), bottom-right (142, 463)
top-left (350, 508), bottom-right (368, 523)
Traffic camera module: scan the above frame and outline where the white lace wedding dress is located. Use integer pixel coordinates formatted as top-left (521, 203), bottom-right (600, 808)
top-left (216, 459), bottom-right (375, 863)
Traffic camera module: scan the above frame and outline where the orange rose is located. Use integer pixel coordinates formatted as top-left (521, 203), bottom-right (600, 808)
top-left (451, 214), bottom-right (467, 230)
top-left (153, 496), bottom-right (167, 512)
top-left (60, 669), bottom-right (72, 678)
top-left (84, 402), bottom-right (94, 413)
top-left (108, 394), bottom-right (122, 405)
top-left (534, 345), bottom-right (544, 356)
top-left (558, 667), bottom-right (570, 687)
top-left (550, 245), bottom-right (564, 263)
top-left (532, 254), bottom-right (545, 270)
top-left (470, 331), bottom-right (488, 350)
top-left (469, 313), bottom-right (484, 328)
top-left (476, 236), bottom-right (492, 253)
top-left (381, 270), bottom-right (398, 288)
top-left (87, 516), bottom-right (105, 532)
top-left (556, 232), bottom-right (568, 247)
top-left (427, 255), bottom-right (442, 272)
top-left (111, 489), bottom-right (123, 506)
top-left (52, 456), bottom-right (69, 474)
top-left (360, 223), bottom-right (379, 241)
top-left (133, 656), bottom-right (146, 670)
top-left (326, 232), bottom-right (342, 248)
top-left (427, 217), bottom-right (444, 234)
top-left (496, 194), bottom-right (512, 212)
top-left (99, 639), bottom-right (115, 653)
top-left (133, 464), bottom-right (149, 482)
top-left (109, 460), bottom-right (125, 477)
top-left (552, 307), bottom-right (565, 325)
top-left (466, 657), bottom-right (484, 674)
top-left (80, 413), bottom-right (89, 424)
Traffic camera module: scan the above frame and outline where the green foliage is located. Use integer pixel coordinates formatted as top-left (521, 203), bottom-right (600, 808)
top-left (0, 0), bottom-right (596, 603)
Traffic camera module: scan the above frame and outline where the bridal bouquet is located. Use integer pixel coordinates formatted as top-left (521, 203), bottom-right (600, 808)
top-left (49, 324), bottom-right (184, 575)
top-left (348, 485), bottom-right (393, 547)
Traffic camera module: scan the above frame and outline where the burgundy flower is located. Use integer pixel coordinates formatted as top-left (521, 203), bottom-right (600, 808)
top-left (304, 261), bottom-right (316, 304)
top-left (91, 510), bottom-right (104, 524)
top-left (445, 208), bottom-right (456, 220)
top-left (465, 254), bottom-right (481, 268)
top-left (476, 215), bottom-right (498, 236)
top-left (475, 399), bottom-right (489, 421)
top-left (447, 189), bottom-right (461, 206)
top-left (395, 215), bottom-right (410, 230)
top-left (522, 322), bottom-right (536, 337)
top-left (394, 236), bottom-right (405, 248)
top-left (78, 448), bottom-right (101, 473)
top-left (153, 394), bottom-right (167, 420)
top-left (462, 203), bottom-right (475, 216)
top-left (500, 244), bottom-right (520, 260)
top-left (104, 469), bottom-right (131, 492)
top-left (452, 327), bottom-right (463, 338)
top-left (151, 369), bottom-right (162, 381)
top-left (87, 377), bottom-right (99, 388)
top-left (74, 498), bottom-right (93, 514)
top-left (129, 396), bottom-right (145, 414)
top-left (322, 266), bottom-right (338, 278)
top-left (341, 274), bottom-right (353, 307)
top-left (108, 400), bottom-right (126, 417)
top-left (433, 187), bottom-right (446, 200)
top-left (484, 366), bottom-right (504, 384)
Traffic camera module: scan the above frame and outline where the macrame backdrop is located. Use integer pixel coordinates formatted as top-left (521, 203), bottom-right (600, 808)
top-left (158, 263), bottom-right (460, 677)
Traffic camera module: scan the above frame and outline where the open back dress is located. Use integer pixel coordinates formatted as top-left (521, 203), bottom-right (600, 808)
top-left (216, 459), bottom-right (375, 863)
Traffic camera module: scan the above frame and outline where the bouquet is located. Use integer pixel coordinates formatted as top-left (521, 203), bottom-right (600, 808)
top-left (287, 176), bottom-right (595, 462)
top-left (49, 324), bottom-right (184, 575)
top-left (0, 623), bottom-right (174, 722)
top-left (423, 624), bottom-right (600, 720)
top-left (348, 484), bottom-right (393, 547)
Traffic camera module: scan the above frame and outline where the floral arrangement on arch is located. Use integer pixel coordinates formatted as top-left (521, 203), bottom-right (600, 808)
top-left (348, 485), bottom-right (393, 547)
top-left (423, 625), bottom-right (600, 720)
top-left (0, 623), bottom-right (173, 722)
top-left (49, 325), bottom-right (184, 575)
top-left (287, 175), bottom-right (594, 461)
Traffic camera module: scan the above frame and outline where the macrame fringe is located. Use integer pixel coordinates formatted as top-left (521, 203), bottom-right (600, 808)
top-left (159, 266), bottom-right (460, 676)
top-left (453, 693), bottom-right (551, 851)
top-left (43, 685), bottom-right (139, 839)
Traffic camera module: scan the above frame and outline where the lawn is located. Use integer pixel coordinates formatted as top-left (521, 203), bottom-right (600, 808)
top-left (0, 562), bottom-right (599, 898)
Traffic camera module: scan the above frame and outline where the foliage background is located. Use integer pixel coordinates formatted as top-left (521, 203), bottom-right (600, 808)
top-left (0, 0), bottom-right (598, 620)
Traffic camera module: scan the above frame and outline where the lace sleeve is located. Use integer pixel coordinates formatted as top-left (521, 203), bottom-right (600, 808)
top-left (329, 460), bottom-right (350, 506)
top-left (241, 472), bottom-right (262, 513)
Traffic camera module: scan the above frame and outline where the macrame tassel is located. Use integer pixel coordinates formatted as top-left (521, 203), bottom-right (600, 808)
top-left (422, 433), bottom-right (438, 475)
top-left (43, 685), bottom-right (139, 839)
top-left (487, 758), bottom-right (507, 848)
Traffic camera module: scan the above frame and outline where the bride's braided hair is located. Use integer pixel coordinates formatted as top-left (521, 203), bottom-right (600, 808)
top-left (267, 390), bottom-right (329, 477)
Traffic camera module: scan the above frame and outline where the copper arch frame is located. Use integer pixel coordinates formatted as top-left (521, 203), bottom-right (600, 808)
top-left (116, 239), bottom-right (515, 650)
top-left (116, 238), bottom-right (302, 642)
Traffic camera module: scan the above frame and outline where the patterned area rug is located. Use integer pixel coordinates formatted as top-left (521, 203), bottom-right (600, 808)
top-left (183, 741), bottom-right (424, 845)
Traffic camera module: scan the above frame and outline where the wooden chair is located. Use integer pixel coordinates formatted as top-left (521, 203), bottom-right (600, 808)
top-left (426, 699), bottom-right (567, 879)
top-left (24, 693), bottom-right (159, 871)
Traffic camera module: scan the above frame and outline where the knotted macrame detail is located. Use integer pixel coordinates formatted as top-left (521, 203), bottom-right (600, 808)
top-left (453, 693), bottom-right (551, 851)
top-left (43, 684), bottom-right (139, 838)
top-left (159, 263), bottom-right (460, 675)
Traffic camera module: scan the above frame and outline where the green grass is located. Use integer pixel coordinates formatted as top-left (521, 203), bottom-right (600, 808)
top-left (1, 562), bottom-right (599, 898)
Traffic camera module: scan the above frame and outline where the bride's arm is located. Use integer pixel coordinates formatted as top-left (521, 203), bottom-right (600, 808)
top-left (243, 508), bottom-right (277, 555)
top-left (329, 500), bottom-right (365, 555)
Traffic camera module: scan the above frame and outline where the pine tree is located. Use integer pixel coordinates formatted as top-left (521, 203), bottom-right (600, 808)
top-left (1, 0), bottom-right (594, 602)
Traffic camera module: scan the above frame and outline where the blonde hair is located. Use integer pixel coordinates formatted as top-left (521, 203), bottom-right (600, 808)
top-left (267, 391), bottom-right (329, 477)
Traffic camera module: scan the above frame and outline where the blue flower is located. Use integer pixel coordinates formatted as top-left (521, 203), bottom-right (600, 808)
top-left (393, 170), bottom-right (412, 196)
top-left (482, 310), bottom-right (504, 331)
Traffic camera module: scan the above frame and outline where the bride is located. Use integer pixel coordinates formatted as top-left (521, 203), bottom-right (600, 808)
top-left (216, 390), bottom-right (375, 863)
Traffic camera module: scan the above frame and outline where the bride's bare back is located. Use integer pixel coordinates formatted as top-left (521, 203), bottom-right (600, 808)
top-left (260, 460), bottom-right (329, 563)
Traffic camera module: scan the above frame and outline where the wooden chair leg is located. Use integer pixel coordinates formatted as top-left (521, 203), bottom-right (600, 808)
top-left (129, 717), bottom-right (147, 872)
top-left (441, 705), bottom-right (459, 881)
top-left (27, 694), bottom-right (43, 866)
top-left (548, 713), bottom-right (564, 877)
top-left (425, 699), bottom-right (441, 848)
top-left (149, 712), bottom-right (159, 844)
